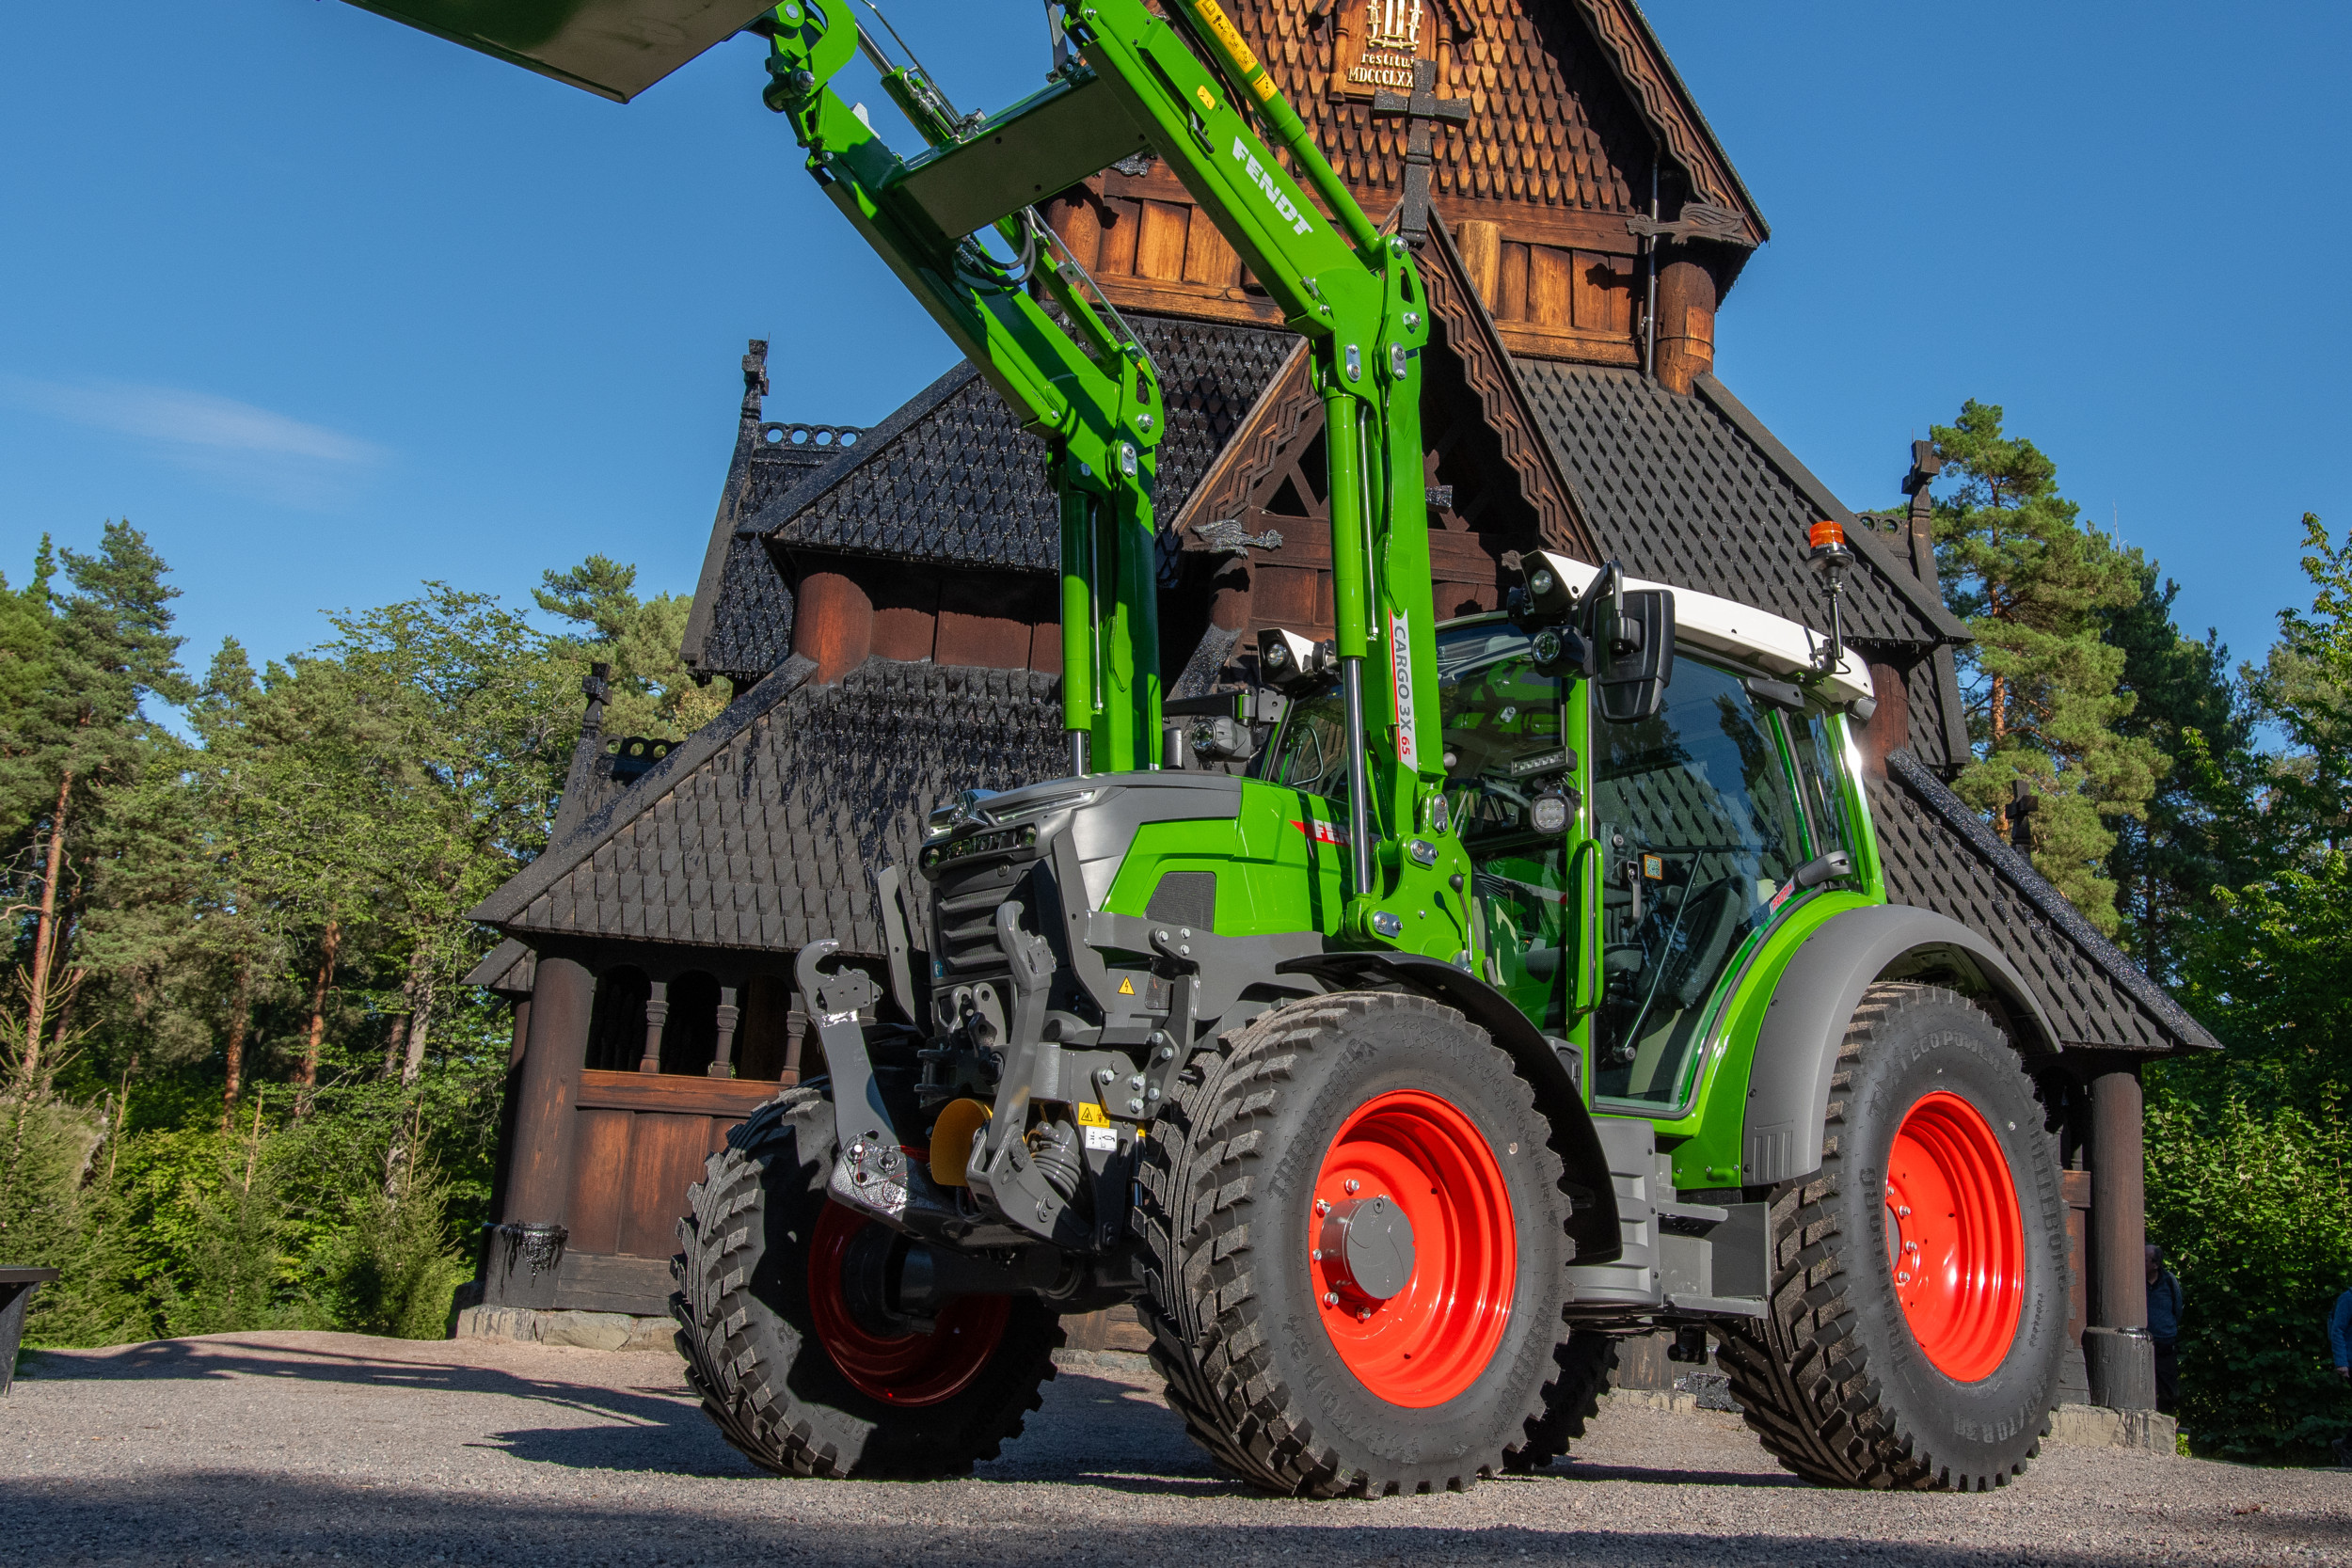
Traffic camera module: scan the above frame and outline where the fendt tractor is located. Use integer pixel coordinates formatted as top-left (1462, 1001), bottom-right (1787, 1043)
top-left (329, 0), bottom-right (2073, 1496)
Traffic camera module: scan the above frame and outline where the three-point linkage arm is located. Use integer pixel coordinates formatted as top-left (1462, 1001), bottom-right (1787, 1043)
top-left (762, 0), bottom-right (1454, 939)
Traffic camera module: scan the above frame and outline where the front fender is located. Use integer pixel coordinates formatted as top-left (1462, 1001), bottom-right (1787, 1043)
top-left (1276, 951), bottom-right (1621, 1264)
top-left (1740, 904), bottom-right (2060, 1187)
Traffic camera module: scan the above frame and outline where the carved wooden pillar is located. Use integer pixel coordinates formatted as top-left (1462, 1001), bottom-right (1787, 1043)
top-left (709, 986), bottom-right (740, 1080)
top-left (782, 991), bottom-right (809, 1086)
top-left (1653, 245), bottom-right (1718, 394)
top-left (639, 980), bottom-right (669, 1075)
top-left (487, 956), bottom-right (592, 1309)
top-left (791, 566), bottom-right (874, 684)
top-left (2086, 1064), bottom-right (2156, 1410)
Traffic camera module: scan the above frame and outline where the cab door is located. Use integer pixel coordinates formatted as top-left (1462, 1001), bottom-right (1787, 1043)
top-left (1584, 655), bottom-right (1815, 1114)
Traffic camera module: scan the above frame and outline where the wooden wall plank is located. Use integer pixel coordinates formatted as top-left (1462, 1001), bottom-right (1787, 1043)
top-left (577, 1068), bottom-right (780, 1117)
top-left (619, 1113), bottom-right (714, 1257)
top-left (1097, 198), bottom-right (1140, 277)
top-left (1528, 246), bottom-right (1573, 329)
top-left (869, 575), bottom-right (940, 663)
top-left (1181, 210), bottom-right (1241, 287)
top-left (1495, 242), bottom-right (1529, 323)
top-left (1136, 200), bottom-right (1190, 281)
top-left (564, 1109), bottom-right (632, 1254)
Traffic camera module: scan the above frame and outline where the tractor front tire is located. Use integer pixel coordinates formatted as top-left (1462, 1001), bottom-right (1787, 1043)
top-left (1503, 1331), bottom-right (1620, 1471)
top-left (1137, 991), bottom-right (1577, 1496)
top-left (1715, 982), bottom-right (2069, 1490)
top-left (670, 1085), bottom-right (1063, 1479)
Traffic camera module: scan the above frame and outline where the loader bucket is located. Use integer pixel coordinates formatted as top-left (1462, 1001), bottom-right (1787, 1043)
top-left (341, 0), bottom-right (775, 102)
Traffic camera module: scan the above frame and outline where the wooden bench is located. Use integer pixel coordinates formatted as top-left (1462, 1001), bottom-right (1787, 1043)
top-left (1, 1268), bottom-right (60, 1396)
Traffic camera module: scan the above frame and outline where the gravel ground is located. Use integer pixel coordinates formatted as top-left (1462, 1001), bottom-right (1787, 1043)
top-left (4, 1332), bottom-right (2347, 1567)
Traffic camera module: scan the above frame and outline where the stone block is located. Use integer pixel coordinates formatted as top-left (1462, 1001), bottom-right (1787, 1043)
top-left (453, 1305), bottom-right (678, 1355)
top-left (2046, 1402), bottom-right (2177, 1451)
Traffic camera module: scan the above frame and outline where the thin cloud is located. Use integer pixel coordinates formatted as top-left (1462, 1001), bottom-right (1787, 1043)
top-left (0, 374), bottom-right (390, 509)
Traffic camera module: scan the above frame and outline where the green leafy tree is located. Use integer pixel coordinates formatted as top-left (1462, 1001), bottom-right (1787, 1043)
top-left (2149, 515), bottom-right (2352, 1461)
top-left (1933, 402), bottom-right (2162, 932)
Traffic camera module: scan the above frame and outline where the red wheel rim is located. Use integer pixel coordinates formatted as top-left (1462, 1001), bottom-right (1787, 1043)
top-left (805, 1200), bottom-right (1009, 1406)
top-left (1311, 1089), bottom-right (1517, 1408)
top-left (1885, 1090), bottom-right (2025, 1382)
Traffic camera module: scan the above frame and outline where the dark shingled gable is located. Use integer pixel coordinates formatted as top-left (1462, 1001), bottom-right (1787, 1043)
top-left (472, 656), bottom-right (1065, 958)
top-left (1876, 752), bottom-right (2218, 1053)
top-left (754, 313), bottom-right (1296, 573)
top-left (1523, 361), bottom-right (1965, 649)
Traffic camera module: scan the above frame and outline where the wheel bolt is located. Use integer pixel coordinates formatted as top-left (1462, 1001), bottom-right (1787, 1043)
top-left (1324, 1292), bottom-right (1339, 1307)
top-left (1315, 1199), bottom-right (1331, 1214)
top-left (1344, 1179), bottom-right (1359, 1195)
top-left (1358, 1308), bottom-right (1371, 1322)
top-left (1311, 1248), bottom-right (1323, 1260)
top-left (1898, 1205), bottom-right (1912, 1218)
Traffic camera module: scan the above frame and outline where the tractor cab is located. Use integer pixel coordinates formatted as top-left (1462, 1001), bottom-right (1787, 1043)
top-left (1252, 554), bottom-right (1877, 1116)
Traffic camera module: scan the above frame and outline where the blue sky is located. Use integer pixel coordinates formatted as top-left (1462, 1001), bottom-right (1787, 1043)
top-left (4, 2), bottom-right (2345, 685)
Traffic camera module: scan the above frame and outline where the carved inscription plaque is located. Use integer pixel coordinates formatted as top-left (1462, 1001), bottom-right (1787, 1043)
top-left (1331, 0), bottom-right (1435, 99)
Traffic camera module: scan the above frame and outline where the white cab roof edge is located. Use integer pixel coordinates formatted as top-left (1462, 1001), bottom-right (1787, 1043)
top-left (1534, 552), bottom-right (1876, 708)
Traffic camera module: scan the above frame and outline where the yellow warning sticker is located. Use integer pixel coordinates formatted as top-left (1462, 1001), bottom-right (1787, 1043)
top-left (1075, 1101), bottom-right (1111, 1128)
top-left (1194, 0), bottom-right (1263, 80)
top-left (1195, 84), bottom-right (1217, 114)
top-left (1118, 976), bottom-right (1136, 994)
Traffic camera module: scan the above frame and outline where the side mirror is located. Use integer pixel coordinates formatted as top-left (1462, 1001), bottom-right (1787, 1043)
top-left (1596, 588), bottom-right (1675, 723)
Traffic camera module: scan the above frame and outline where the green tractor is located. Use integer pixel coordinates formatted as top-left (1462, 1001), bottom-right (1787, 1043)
top-left (330, 0), bottom-right (2074, 1495)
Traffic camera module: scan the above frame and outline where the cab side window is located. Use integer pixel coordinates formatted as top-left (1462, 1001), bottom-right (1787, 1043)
top-left (1590, 658), bottom-right (1807, 1110)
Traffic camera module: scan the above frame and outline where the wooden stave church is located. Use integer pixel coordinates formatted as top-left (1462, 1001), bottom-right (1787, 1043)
top-left (460, 0), bottom-right (2208, 1401)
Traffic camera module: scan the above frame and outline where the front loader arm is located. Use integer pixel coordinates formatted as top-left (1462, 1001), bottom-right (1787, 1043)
top-left (762, 0), bottom-right (1460, 950)
top-left (763, 0), bottom-right (1167, 772)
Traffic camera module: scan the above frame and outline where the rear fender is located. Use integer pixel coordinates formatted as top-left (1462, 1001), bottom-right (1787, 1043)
top-left (1740, 904), bottom-right (2059, 1187)
top-left (1277, 951), bottom-right (1621, 1263)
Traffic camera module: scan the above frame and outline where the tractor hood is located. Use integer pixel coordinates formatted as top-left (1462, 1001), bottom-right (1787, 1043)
top-left (340, 0), bottom-right (774, 102)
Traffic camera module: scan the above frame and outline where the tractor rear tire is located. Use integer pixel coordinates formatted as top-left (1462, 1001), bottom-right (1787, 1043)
top-left (670, 1085), bottom-right (1063, 1479)
top-left (1714, 983), bottom-right (2068, 1491)
top-left (1136, 991), bottom-right (1577, 1496)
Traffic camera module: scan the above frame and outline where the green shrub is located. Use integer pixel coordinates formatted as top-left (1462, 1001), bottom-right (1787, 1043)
top-left (2147, 1092), bottom-right (2352, 1462)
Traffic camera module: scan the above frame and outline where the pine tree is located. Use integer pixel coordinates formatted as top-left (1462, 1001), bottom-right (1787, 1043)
top-left (13, 523), bottom-right (192, 1083)
top-left (2103, 564), bottom-right (2262, 979)
top-left (1932, 402), bottom-right (2162, 933)
top-left (537, 553), bottom-right (728, 738)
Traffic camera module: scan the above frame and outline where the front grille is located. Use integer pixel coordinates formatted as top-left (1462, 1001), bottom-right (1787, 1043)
top-left (924, 839), bottom-right (1044, 983)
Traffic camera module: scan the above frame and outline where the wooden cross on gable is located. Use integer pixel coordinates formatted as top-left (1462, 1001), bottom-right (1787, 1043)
top-left (1369, 59), bottom-right (1469, 242)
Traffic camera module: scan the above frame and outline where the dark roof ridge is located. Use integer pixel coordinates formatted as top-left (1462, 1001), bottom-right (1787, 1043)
top-left (1693, 372), bottom-right (1970, 646)
top-left (1614, 0), bottom-right (1767, 238)
top-left (1884, 749), bottom-right (2219, 1052)
top-left (748, 361), bottom-right (984, 540)
top-left (470, 654), bottom-right (820, 927)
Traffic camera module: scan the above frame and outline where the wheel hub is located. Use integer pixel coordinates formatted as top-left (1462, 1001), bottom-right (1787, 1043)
top-left (1316, 1193), bottom-right (1416, 1300)
top-left (1883, 1089), bottom-right (2025, 1383)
